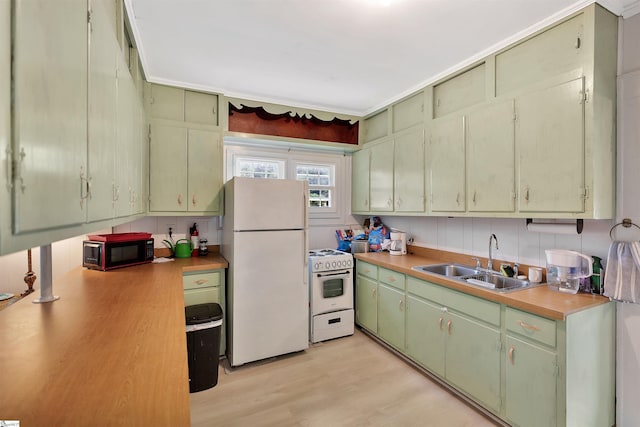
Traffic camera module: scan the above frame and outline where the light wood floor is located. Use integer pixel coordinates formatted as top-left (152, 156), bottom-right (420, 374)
top-left (190, 328), bottom-right (500, 427)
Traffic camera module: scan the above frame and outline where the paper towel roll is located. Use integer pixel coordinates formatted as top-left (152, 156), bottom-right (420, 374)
top-left (526, 222), bottom-right (579, 235)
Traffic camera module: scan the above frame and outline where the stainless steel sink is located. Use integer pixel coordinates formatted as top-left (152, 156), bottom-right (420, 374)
top-left (412, 263), bottom-right (480, 277)
top-left (412, 263), bottom-right (536, 293)
top-left (460, 272), bottom-right (531, 292)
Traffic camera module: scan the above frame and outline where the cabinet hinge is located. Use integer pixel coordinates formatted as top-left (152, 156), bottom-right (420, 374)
top-left (87, 9), bottom-right (93, 32)
top-left (581, 186), bottom-right (589, 200)
top-left (513, 112), bottom-right (517, 122)
top-left (5, 147), bottom-right (13, 191)
top-left (554, 365), bottom-right (560, 377)
top-left (148, 124), bottom-right (151, 141)
top-left (581, 89), bottom-right (589, 104)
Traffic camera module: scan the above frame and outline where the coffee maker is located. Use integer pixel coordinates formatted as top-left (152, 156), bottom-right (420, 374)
top-left (389, 231), bottom-right (407, 256)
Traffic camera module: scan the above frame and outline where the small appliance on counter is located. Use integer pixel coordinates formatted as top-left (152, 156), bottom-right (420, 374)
top-left (389, 230), bottom-right (407, 255)
top-left (83, 232), bottom-right (154, 271)
top-left (545, 249), bottom-right (593, 294)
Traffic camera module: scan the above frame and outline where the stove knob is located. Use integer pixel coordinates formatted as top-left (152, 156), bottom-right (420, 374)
top-left (347, 260), bottom-right (352, 267)
top-left (341, 260), bottom-right (346, 267)
top-left (333, 261), bottom-right (338, 268)
top-left (314, 262), bottom-right (320, 270)
top-left (325, 262), bottom-right (330, 269)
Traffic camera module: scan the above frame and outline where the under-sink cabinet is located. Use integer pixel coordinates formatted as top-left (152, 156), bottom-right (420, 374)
top-left (183, 269), bottom-right (226, 355)
top-left (355, 260), bottom-right (615, 427)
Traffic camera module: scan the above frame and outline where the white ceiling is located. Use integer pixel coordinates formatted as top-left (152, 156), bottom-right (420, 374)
top-left (126, 0), bottom-right (640, 117)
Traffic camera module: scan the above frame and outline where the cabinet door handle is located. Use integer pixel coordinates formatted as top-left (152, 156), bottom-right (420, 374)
top-left (509, 345), bottom-right (515, 365)
top-left (192, 193), bottom-right (197, 206)
top-left (364, 199), bottom-right (368, 207)
top-left (518, 320), bottom-right (540, 331)
top-left (439, 316), bottom-right (443, 331)
top-left (472, 191), bottom-right (476, 205)
top-left (4, 147), bottom-right (12, 191)
top-left (447, 319), bottom-right (452, 335)
top-left (456, 192), bottom-right (460, 206)
top-left (524, 187), bottom-right (530, 203)
top-left (178, 194), bottom-right (183, 206)
top-left (194, 279), bottom-right (208, 285)
top-left (372, 288), bottom-right (377, 299)
top-left (399, 299), bottom-right (404, 311)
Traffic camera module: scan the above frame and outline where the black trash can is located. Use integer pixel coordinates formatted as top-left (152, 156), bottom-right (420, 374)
top-left (185, 303), bottom-right (223, 393)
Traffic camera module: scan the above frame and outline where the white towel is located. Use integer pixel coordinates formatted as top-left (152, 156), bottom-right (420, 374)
top-left (603, 241), bottom-right (640, 303)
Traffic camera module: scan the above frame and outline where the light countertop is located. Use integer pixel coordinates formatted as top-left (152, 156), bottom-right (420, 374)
top-left (0, 254), bottom-right (227, 425)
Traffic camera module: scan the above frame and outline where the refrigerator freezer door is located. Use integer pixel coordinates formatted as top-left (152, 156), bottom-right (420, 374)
top-left (230, 177), bottom-right (307, 231)
top-left (229, 229), bottom-right (309, 366)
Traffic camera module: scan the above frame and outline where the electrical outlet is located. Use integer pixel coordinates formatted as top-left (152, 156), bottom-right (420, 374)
top-left (165, 223), bottom-right (176, 236)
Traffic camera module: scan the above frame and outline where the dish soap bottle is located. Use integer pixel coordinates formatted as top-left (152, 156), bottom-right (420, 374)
top-left (591, 256), bottom-right (603, 294)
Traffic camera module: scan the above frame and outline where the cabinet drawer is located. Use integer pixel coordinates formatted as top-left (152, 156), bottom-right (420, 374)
top-left (357, 261), bottom-right (377, 280)
top-left (445, 289), bottom-right (500, 327)
top-left (379, 267), bottom-right (405, 290)
top-left (505, 308), bottom-right (556, 348)
top-left (183, 271), bottom-right (221, 290)
top-left (407, 276), bottom-right (446, 305)
top-left (184, 287), bottom-right (219, 306)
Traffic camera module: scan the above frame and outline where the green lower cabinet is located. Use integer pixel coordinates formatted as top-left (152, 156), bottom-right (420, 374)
top-left (356, 263), bottom-right (615, 427)
top-left (377, 284), bottom-right (405, 351)
top-left (505, 335), bottom-right (557, 427)
top-left (406, 295), bottom-right (446, 377)
top-left (445, 311), bottom-right (501, 412)
top-left (355, 275), bottom-right (378, 333)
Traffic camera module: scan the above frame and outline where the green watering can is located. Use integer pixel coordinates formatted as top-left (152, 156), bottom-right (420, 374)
top-left (162, 239), bottom-right (193, 258)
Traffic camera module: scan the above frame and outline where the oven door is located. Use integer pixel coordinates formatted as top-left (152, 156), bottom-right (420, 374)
top-left (311, 269), bottom-right (353, 315)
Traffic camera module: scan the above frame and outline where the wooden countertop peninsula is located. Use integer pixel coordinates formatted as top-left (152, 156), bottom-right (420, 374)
top-left (0, 254), bottom-right (228, 425)
top-left (355, 248), bottom-right (609, 320)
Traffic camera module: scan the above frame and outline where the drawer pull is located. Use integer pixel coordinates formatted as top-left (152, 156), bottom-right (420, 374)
top-left (509, 345), bottom-right (515, 365)
top-left (195, 279), bottom-right (209, 285)
top-left (388, 277), bottom-right (396, 282)
top-left (518, 320), bottom-right (540, 331)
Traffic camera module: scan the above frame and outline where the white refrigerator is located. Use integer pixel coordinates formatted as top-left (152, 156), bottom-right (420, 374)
top-left (222, 177), bottom-right (309, 367)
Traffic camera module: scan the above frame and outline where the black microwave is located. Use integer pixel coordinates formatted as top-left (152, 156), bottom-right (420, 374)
top-left (83, 233), bottom-right (154, 271)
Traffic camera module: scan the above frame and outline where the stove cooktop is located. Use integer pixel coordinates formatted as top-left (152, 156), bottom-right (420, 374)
top-left (309, 248), bottom-right (353, 272)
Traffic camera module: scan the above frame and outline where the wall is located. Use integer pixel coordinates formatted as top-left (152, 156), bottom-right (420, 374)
top-left (0, 229), bottom-right (109, 296)
top-left (615, 11), bottom-right (640, 427)
top-left (377, 216), bottom-right (613, 268)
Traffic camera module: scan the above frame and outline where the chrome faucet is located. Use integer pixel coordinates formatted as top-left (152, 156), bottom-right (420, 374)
top-left (488, 234), bottom-right (498, 271)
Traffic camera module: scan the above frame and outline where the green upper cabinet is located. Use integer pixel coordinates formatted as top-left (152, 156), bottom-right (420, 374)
top-left (351, 147), bottom-right (370, 214)
top-left (516, 78), bottom-right (585, 213)
top-left (363, 109), bottom-right (389, 143)
top-left (149, 123), bottom-right (222, 214)
top-left (87, 0), bottom-right (118, 223)
top-left (12, 0), bottom-right (88, 233)
top-left (466, 99), bottom-right (516, 212)
top-left (394, 129), bottom-right (425, 213)
top-left (495, 14), bottom-right (584, 97)
top-left (369, 139), bottom-right (394, 212)
top-left (354, 4), bottom-right (616, 219)
top-left (185, 90), bottom-right (219, 126)
top-left (392, 92), bottom-right (424, 133)
top-left (146, 83), bottom-right (223, 216)
top-left (433, 63), bottom-right (486, 119)
top-left (429, 115), bottom-right (465, 212)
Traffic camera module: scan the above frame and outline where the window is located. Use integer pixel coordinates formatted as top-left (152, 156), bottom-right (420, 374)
top-left (296, 164), bottom-right (334, 208)
top-left (235, 158), bottom-right (284, 179)
top-left (224, 141), bottom-right (347, 222)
